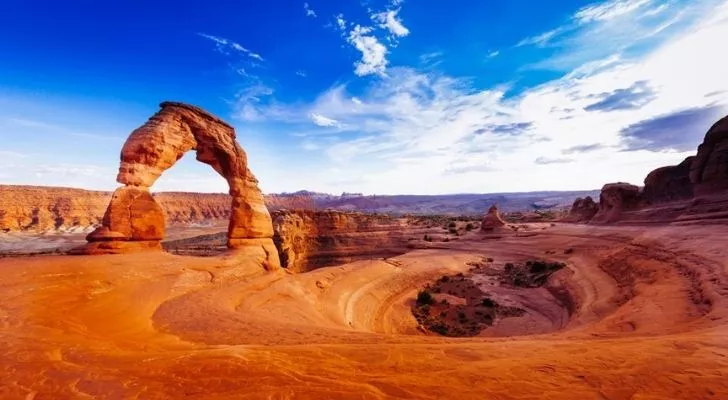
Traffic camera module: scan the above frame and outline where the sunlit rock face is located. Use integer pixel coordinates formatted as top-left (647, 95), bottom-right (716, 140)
top-left (76, 102), bottom-right (279, 269)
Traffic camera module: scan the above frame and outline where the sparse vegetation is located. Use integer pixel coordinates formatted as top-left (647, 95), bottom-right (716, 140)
top-left (465, 223), bottom-right (474, 231)
top-left (502, 260), bottom-right (566, 288)
top-left (412, 270), bottom-right (525, 337)
top-left (416, 290), bottom-right (434, 306)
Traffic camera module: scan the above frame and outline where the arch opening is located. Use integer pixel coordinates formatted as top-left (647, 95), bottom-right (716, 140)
top-left (75, 102), bottom-right (280, 270)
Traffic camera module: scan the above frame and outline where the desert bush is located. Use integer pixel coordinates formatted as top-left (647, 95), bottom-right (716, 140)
top-left (465, 223), bottom-right (474, 231)
top-left (448, 221), bottom-right (457, 228)
top-left (416, 291), bottom-right (434, 306)
top-left (482, 298), bottom-right (495, 308)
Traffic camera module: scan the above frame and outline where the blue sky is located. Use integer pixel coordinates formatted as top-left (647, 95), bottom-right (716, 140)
top-left (1, 0), bottom-right (727, 194)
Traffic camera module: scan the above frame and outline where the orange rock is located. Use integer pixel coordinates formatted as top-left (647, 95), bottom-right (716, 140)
top-left (86, 186), bottom-right (165, 242)
top-left (75, 102), bottom-right (279, 268)
top-left (480, 205), bottom-right (506, 231)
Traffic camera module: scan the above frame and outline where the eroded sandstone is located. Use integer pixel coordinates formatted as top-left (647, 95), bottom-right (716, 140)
top-left (75, 102), bottom-right (279, 268)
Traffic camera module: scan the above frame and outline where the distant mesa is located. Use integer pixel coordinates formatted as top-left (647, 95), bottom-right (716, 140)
top-left (480, 204), bottom-right (506, 231)
top-left (72, 101), bottom-right (280, 269)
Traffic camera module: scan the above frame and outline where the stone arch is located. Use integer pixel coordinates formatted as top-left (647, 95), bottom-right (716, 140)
top-left (78, 102), bottom-right (280, 269)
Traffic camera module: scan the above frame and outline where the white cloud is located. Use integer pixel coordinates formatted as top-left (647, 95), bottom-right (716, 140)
top-left (198, 32), bottom-right (265, 61)
top-left (304, 2), bottom-right (317, 18)
top-left (487, 50), bottom-right (500, 59)
top-left (256, 1), bottom-right (728, 194)
top-left (296, 70), bottom-right (307, 77)
top-left (515, 0), bottom-right (721, 71)
top-left (310, 113), bottom-right (342, 127)
top-left (335, 14), bottom-right (347, 32)
top-left (372, 9), bottom-right (410, 38)
top-left (233, 83), bottom-right (275, 121)
top-left (575, 0), bottom-right (653, 23)
top-left (347, 25), bottom-right (389, 76)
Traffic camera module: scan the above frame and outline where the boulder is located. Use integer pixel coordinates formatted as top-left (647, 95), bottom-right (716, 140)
top-left (566, 196), bottom-right (599, 223)
top-left (591, 183), bottom-right (642, 224)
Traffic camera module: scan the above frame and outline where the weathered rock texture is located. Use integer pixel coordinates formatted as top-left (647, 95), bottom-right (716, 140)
top-left (643, 156), bottom-right (695, 204)
top-left (689, 115), bottom-right (728, 196)
top-left (77, 102), bottom-right (279, 268)
top-left (162, 210), bottom-right (415, 273)
top-left (565, 196), bottom-right (599, 223)
top-left (592, 183), bottom-right (642, 224)
top-left (480, 205), bottom-right (506, 231)
top-left (272, 210), bottom-right (412, 272)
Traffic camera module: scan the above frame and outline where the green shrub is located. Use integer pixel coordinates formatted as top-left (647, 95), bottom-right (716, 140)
top-left (482, 298), bottom-right (496, 308)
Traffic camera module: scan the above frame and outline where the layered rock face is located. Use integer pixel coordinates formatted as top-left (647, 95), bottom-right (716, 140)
top-left (0, 186), bottom-right (109, 232)
top-left (272, 210), bottom-right (410, 273)
top-left (77, 102), bottom-right (280, 269)
top-left (565, 196), bottom-right (599, 222)
top-left (591, 183), bottom-right (642, 224)
top-left (480, 205), bottom-right (506, 231)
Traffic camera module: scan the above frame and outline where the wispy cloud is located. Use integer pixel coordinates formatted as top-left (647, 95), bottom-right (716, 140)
top-left (303, 2), bottom-right (317, 18)
top-left (535, 156), bottom-right (575, 165)
top-left (247, 0), bottom-right (728, 193)
top-left (198, 33), bottom-right (265, 61)
top-left (516, 0), bottom-right (721, 71)
top-left (583, 80), bottom-right (656, 112)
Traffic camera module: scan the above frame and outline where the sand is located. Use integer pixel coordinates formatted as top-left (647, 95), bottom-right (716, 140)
top-left (1, 223), bottom-right (727, 399)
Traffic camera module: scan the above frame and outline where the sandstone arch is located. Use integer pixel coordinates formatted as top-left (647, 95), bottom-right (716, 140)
top-left (78, 102), bottom-right (280, 269)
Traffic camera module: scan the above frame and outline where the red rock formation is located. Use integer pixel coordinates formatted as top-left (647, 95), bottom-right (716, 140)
top-left (591, 183), bottom-right (642, 224)
top-left (565, 196), bottom-right (599, 223)
top-left (76, 102), bottom-right (279, 269)
top-left (689, 115), bottom-right (728, 196)
top-left (643, 156), bottom-right (695, 203)
top-left (480, 205), bottom-right (506, 231)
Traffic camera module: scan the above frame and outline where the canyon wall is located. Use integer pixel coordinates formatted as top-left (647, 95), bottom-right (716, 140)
top-left (162, 210), bottom-right (418, 272)
top-left (272, 210), bottom-right (412, 272)
top-left (0, 186), bottom-right (234, 233)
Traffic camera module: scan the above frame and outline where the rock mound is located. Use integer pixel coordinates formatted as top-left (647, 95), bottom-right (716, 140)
top-left (480, 205), bottom-right (506, 231)
top-left (565, 196), bottom-right (599, 222)
top-left (591, 183), bottom-right (642, 224)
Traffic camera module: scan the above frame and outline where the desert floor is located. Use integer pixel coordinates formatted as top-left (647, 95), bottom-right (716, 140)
top-left (2, 223), bottom-right (728, 399)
